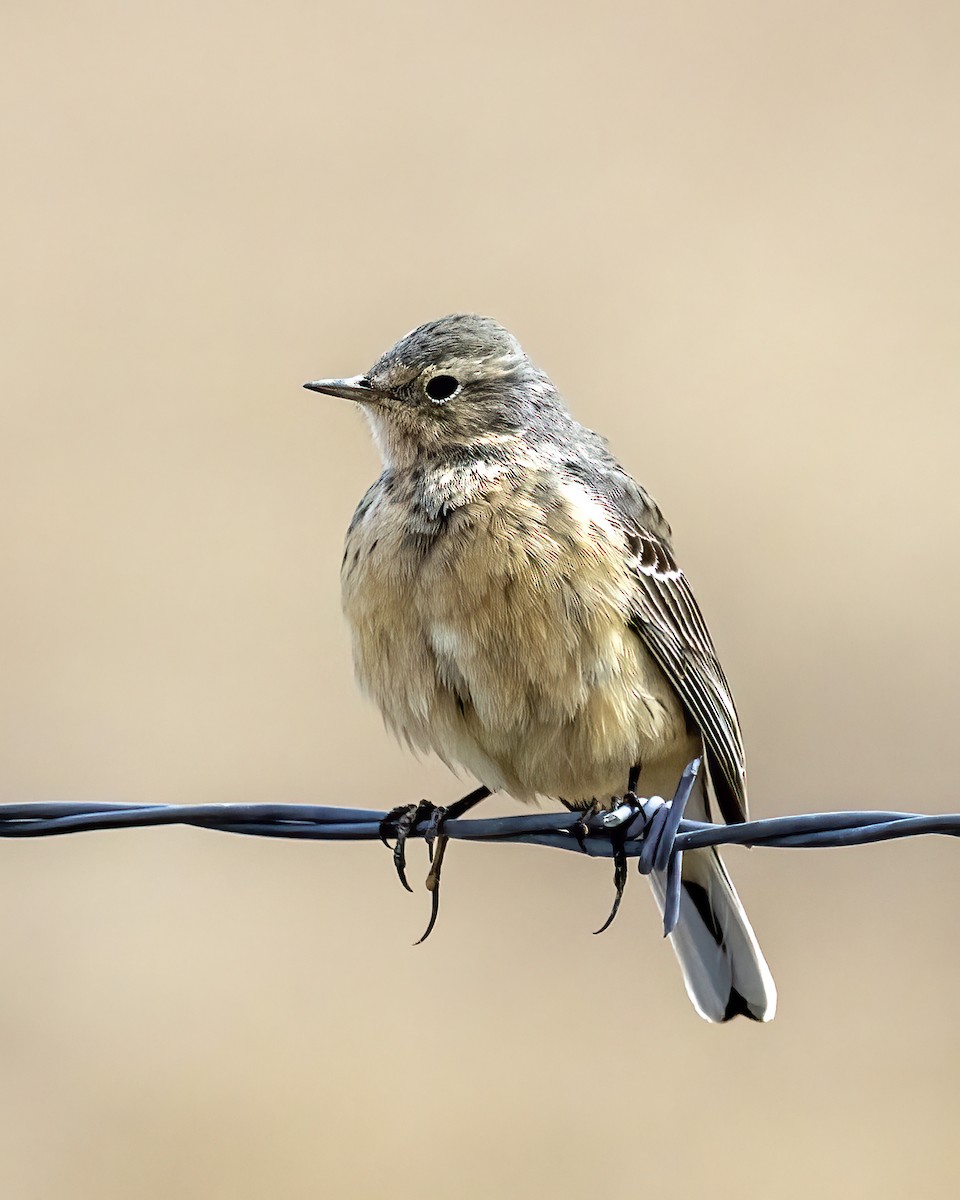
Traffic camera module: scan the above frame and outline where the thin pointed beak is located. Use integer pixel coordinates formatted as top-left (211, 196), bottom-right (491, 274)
top-left (302, 375), bottom-right (378, 402)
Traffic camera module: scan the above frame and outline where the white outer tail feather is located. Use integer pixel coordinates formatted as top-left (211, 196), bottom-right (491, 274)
top-left (648, 846), bottom-right (777, 1021)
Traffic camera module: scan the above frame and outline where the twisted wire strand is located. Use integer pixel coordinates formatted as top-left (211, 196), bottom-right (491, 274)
top-left (2, 760), bottom-right (958, 937)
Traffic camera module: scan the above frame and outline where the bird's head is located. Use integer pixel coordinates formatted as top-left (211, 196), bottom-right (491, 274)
top-left (305, 314), bottom-right (563, 466)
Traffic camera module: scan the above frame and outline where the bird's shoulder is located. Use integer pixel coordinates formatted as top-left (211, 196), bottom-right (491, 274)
top-left (543, 424), bottom-right (674, 545)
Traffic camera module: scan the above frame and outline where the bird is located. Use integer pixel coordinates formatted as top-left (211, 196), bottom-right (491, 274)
top-left (304, 314), bottom-right (776, 1022)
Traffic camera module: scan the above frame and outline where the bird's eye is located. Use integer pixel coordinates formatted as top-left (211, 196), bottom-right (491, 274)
top-left (425, 374), bottom-right (460, 402)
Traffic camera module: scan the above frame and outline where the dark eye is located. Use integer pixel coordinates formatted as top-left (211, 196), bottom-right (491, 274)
top-left (425, 374), bottom-right (459, 402)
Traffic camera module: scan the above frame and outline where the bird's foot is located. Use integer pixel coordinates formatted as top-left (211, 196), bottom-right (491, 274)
top-left (560, 799), bottom-right (600, 850)
top-left (593, 794), bottom-right (643, 935)
top-left (378, 800), bottom-right (448, 939)
top-left (379, 785), bottom-right (493, 943)
top-left (379, 800), bottom-right (441, 893)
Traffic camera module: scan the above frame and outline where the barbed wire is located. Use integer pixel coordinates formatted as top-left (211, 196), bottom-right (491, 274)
top-left (3, 758), bottom-right (958, 942)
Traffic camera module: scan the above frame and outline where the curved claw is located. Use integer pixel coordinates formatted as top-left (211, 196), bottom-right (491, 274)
top-left (414, 834), bottom-right (448, 945)
top-left (379, 801), bottom-right (433, 893)
top-left (593, 838), bottom-right (630, 935)
top-left (393, 834), bottom-right (413, 893)
top-left (414, 889), bottom-right (441, 945)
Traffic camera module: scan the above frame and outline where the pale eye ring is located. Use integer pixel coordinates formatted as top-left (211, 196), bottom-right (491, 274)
top-left (425, 374), bottom-right (460, 403)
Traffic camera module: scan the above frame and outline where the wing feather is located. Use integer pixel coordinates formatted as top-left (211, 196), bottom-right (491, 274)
top-left (626, 529), bottom-right (748, 824)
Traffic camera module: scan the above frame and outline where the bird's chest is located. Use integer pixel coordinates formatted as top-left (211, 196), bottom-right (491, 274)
top-left (340, 480), bottom-right (525, 697)
top-left (339, 470), bottom-right (636, 732)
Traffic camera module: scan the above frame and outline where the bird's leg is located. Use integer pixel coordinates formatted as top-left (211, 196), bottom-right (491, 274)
top-left (594, 764), bottom-right (642, 935)
top-left (627, 762), bottom-right (641, 797)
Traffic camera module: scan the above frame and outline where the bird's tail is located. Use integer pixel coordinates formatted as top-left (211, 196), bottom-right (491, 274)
top-left (647, 846), bottom-right (777, 1022)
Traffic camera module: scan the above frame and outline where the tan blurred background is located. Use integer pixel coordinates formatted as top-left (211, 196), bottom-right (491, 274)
top-left (1, 1), bottom-right (958, 1196)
